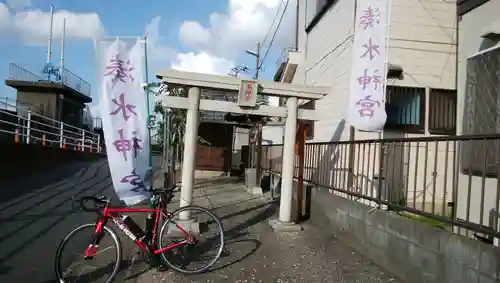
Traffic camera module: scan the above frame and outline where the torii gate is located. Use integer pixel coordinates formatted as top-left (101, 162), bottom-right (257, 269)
top-left (156, 69), bottom-right (328, 231)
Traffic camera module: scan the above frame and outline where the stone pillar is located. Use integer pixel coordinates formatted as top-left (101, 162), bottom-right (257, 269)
top-left (179, 87), bottom-right (200, 220)
top-left (270, 97), bottom-right (302, 232)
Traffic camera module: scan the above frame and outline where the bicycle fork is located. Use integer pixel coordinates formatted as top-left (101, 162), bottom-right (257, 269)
top-left (84, 219), bottom-right (106, 259)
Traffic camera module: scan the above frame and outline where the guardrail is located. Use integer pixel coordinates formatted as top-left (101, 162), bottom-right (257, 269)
top-left (262, 134), bottom-right (500, 241)
top-left (0, 97), bottom-right (103, 153)
top-left (8, 63), bottom-right (92, 98)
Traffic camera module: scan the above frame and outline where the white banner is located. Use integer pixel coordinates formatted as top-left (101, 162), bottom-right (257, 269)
top-left (96, 38), bottom-right (152, 206)
top-left (348, 0), bottom-right (390, 132)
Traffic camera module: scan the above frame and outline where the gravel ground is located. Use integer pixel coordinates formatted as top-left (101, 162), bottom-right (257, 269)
top-left (127, 177), bottom-right (404, 283)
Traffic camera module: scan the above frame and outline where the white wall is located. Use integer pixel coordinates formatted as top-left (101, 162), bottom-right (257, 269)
top-left (234, 127), bottom-right (249, 151)
top-left (455, 0), bottom-right (500, 233)
top-left (299, 0), bottom-right (355, 143)
top-left (296, 0), bottom-right (457, 143)
top-left (389, 0), bottom-right (457, 89)
top-left (288, 0), bottom-right (458, 210)
top-left (261, 97), bottom-right (283, 144)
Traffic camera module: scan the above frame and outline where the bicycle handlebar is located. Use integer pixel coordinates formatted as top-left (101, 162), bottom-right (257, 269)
top-left (78, 196), bottom-right (109, 213)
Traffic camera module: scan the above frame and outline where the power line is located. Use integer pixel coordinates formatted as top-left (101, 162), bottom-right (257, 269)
top-left (259, 0), bottom-right (285, 53)
top-left (258, 0), bottom-right (290, 70)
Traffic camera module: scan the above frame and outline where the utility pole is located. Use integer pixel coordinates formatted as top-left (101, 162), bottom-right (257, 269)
top-left (245, 42), bottom-right (260, 79)
top-left (255, 42), bottom-right (260, 79)
top-left (245, 43), bottom-right (262, 189)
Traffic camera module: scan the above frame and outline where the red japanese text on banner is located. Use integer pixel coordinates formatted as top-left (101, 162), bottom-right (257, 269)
top-left (96, 38), bottom-right (151, 206)
top-left (348, 0), bottom-right (390, 131)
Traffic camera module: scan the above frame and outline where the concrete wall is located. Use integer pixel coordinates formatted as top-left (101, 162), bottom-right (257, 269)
top-left (0, 142), bottom-right (105, 181)
top-left (17, 91), bottom-right (58, 120)
top-left (455, 0), bottom-right (500, 234)
top-left (310, 185), bottom-right (500, 283)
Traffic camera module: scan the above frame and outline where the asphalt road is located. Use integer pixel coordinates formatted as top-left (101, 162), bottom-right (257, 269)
top-left (0, 155), bottom-right (163, 283)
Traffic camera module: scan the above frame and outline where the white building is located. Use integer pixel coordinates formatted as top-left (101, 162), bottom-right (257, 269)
top-left (268, 0), bottom-right (459, 217)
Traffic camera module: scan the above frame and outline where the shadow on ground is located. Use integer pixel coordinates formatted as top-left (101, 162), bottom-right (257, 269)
top-left (123, 195), bottom-right (277, 282)
top-left (0, 160), bottom-right (121, 283)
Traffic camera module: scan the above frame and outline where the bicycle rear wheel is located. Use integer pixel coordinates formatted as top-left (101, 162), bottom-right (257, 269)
top-left (158, 205), bottom-right (225, 274)
top-left (55, 223), bottom-right (122, 283)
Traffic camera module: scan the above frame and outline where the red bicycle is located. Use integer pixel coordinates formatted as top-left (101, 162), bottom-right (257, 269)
top-left (54, 189), bottom-right (225, 283)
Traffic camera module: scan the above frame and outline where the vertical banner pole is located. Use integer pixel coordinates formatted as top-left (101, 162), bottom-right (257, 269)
top-left (347, 0), bottom-right (358, 194)
top-left (142, 35), bottom-right (154, 190)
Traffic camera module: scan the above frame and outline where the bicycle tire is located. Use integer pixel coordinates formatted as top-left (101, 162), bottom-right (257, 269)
top-left (54, 223), bottom-right (122, 283)
top-left (158, 205), bottom-right (225, 274)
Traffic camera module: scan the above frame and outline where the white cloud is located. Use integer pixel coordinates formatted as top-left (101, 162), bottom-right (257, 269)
top-left (143, 17), bottom-right (234, 76)
top-left (171, 52), bottom-right (235, 75)
top-left (145, 16), bottom-right (175, 63)
top-left (0, 3), bottom-right (103, 45)
top-left (1, 1), bottom-right (296, 116)
top-left (167, 0), bottom-right (296, 76)
top-left (178, 0), bottom-right (296, 58)
top-left (6, 0), bottom-right (32, 10)
top-left (178, 21), bottom-right (211, 48)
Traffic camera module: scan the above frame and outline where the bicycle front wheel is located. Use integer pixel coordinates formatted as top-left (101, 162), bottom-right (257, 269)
top-left (55, 223), bottom-right (122, 283)
top-left (158, 205), bottom-right (225, 274)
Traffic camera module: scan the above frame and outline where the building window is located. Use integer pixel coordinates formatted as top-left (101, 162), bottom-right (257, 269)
top-left (461, 46), bottom-right (500, 177)
top-left (428, 89), bottom-right (457, 135)
top-left (384, 86), bottom-right (425, 133)
top-left (306, 0), bottom-right (337, 33)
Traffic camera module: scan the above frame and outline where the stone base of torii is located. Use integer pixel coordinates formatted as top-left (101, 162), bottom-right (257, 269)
top-left (155, 69), bottom-right (328, 232)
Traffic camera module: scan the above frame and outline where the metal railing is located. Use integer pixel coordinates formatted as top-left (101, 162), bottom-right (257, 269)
top-left (8, 63), bottom-right (43, 82)
top-left (0, 97), bottom-right (103, 153)
top-left (275, 47), bottom-right (297, 70)
top-left (262, 133), bottom-right (500, 240)
top-left (60, 67), bottom-right (92, 98)
top-left (8, 63), bottom-right (92, 98)
top-left (0, 96), bottom-right (41, 113)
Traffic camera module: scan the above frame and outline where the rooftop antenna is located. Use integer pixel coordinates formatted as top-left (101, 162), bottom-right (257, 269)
top-left (46, 4), bottom-right (54, 63)
top-left (60, 17), bottom-right (66, 71)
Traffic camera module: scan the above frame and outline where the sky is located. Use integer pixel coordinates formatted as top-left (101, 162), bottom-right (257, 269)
top-left (0, 0), bottom-right (296, 118)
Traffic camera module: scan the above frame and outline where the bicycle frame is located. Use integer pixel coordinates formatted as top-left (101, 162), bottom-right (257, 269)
top-left (84, 205), bottom-right (193, 258)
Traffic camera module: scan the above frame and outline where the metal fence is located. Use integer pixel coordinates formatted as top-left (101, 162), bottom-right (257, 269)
top-left (8, 63), bottom-right (92, 98)
top-left (262, 133), bottom-right (500, 241)
top-left (0, 97), bottom-right (102, 153)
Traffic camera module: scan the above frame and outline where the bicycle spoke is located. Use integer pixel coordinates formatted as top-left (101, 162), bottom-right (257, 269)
top-left (55, 224), bottom-right (122, 283)
top-left (157, 206), bottom-right (225, 274)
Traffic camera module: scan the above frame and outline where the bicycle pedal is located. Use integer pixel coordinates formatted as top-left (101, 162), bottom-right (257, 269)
top-left (140, 252), bottom-right (151, 264)
top-left (156, 264), bottom-right (168, 272)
